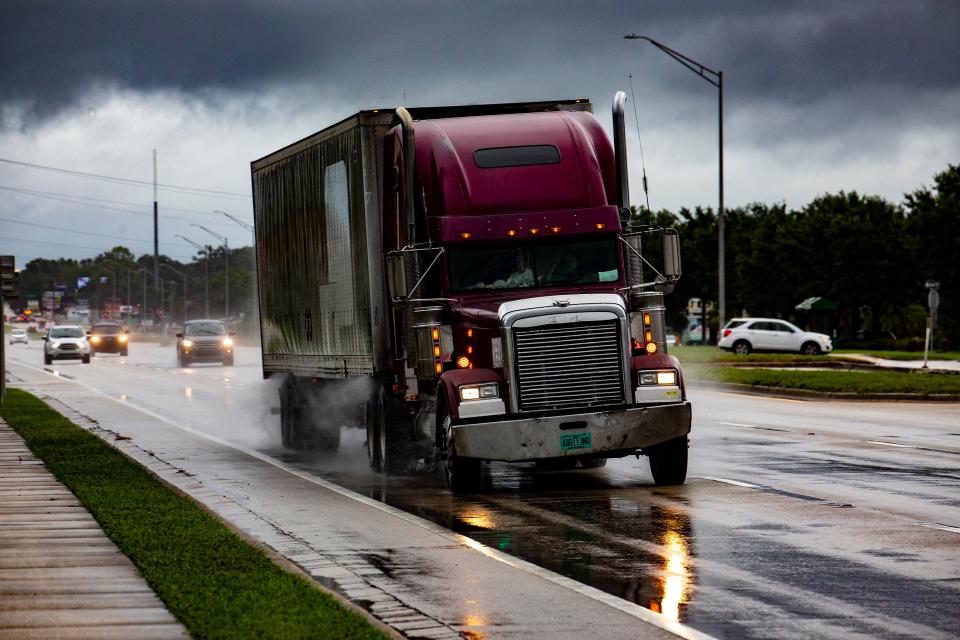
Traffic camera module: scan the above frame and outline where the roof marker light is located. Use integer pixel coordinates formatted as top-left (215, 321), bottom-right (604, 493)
top-left (550, 226), bottom-right (562, 233)
top-left (595, 223), bottom-right (606, 230)
top-left (507, 229), bottom-right (518, 237)
top-left (460, 232), bottom-right (473, 239)
top-left (529, 228), bottom-right (540, 235)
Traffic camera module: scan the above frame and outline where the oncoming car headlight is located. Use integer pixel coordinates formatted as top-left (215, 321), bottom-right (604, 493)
top-left (118, 334), bottom-right (128, 342)
top-left (638, 369), bottom-right (677, 386)
top-left (459, 382), bottom-right (499, 401)
top-left (222, 337), bottom-right (234, 347)
top-left (181, 339), bottom-right (194, 348)
top-left (90, 335), bottom-right (101, 343)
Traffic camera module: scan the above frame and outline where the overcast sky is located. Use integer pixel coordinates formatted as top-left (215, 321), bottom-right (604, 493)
top-left (2, 0), bottom-right (958, 267)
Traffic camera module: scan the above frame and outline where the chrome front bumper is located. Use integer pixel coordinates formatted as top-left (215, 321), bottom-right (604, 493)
top-left (452, 402), bottom-right (691, 462)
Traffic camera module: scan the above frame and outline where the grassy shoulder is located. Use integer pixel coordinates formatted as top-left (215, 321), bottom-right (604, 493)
top-left (683, 364), bottom-right (960, 396)
top-left (0, 388), bottom-right (389, 640)
top-left (673, 344), bottom-right (960, 364)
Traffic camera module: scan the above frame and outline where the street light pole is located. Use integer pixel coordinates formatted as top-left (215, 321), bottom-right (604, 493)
top-left (624, 34), bottom-right (726, 333)
top-left (191, 224), bottom-right (229, 319)
top-left (176, 234), bottom-right (209, 318)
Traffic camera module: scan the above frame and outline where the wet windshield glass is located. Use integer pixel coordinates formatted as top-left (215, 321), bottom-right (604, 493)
top-left (184, 322), bottom-right (226, 337)
top-left (448, 238), bottom-right (619, 292)
top-left (50, 327), bottom-right (85, 339)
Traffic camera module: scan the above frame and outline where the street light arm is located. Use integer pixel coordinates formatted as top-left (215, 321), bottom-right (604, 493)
top-left (190, 224), bottom-right (228, 246)
top-left (215, 210), bottom-right (253, 232)
top-left (624, 34), bottom-right (721, 87)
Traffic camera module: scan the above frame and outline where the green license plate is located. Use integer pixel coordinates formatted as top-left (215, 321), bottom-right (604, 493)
top-left (559, 432), bottom-right (592, 451)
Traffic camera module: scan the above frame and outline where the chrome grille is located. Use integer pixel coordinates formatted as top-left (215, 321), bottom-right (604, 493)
top-left (513, 321), bottom-right (625, 412)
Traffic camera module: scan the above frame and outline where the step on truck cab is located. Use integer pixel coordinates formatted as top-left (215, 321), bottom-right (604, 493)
top-left (251, 93), bottom-right (691, 490)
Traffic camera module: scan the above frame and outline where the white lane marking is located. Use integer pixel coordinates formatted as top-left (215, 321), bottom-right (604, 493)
top-left (12, 360), bottom-right (718, 640)
top-left (717, 421), bottom-right (754, 428)
top-left (917, 522), bottom-right (960, 535)
top-left (868, 441), bottom-right (916, 449)
top-left (697, 476), bottom-right (760, 489)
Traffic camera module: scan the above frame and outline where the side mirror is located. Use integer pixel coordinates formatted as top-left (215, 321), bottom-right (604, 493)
top-left (385, 252), bottom-right (408, 304)
top-left (124, 329), bottom-right (130, 334)
top-left (662, 230), bottom-right (681, 279)
top-left (229, 332), bottom-right (237, 336)
top-left (42, 336), bottom-right (48, 341)
top-left (175, 333), bottom-right (183, 338)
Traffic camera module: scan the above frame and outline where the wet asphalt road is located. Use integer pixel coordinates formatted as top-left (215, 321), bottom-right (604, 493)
top-left (7, 339), bottom-right (960, 639)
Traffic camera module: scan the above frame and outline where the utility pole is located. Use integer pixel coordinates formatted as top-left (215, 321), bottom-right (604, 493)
top-left (153, 150), bottom-right (159, 324)
top-left (191, 225), bottom-right (229, 319)
top-left (176, 234), bottom-right (209, 318)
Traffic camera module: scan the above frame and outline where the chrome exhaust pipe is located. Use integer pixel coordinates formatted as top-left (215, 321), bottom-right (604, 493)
top-left (395, 107), bottom-right (417, 242)
top-left (612, 91), bottom-right (630, 222)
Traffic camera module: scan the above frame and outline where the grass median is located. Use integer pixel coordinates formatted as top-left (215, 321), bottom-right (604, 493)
top-left (683, 364), bottom-right (960, 396)
top-left (0, 388), bottom-right (389, 640)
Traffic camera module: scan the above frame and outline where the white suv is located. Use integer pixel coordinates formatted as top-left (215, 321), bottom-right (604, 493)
top-left (718, 318), bottom-right (832, 355)
top-left (43, 325), bottom-right (92, 364)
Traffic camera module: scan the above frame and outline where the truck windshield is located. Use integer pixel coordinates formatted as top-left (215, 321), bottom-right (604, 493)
top-left (448, 238), bottom-right (619, 292)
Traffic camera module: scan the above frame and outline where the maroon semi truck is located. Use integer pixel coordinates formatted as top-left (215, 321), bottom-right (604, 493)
top-left (251, 93), bottom-right (691, 490)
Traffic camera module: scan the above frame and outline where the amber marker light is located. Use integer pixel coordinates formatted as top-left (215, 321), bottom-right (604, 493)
top-left (466, 329), bottom-right (474, 338)
top-left (435, 362), bottom-right (443, 374)
top-left (434, 345), bottom-right (441, 357)
top-left (550, 226), bottom-right (562, 233)
top-left (460, 232), bottom-right (473, 239)
top-left (645, 330), bottom-right (653, 343)
top-left (507, 229), bottom-right (518, 237)
top-left (595, 222), bottom-right (606, 230)
top-left (529, 228), bottom-right (540, 235)
top-left (457, 356), bottom-right (471, 369)
top-left (646, 342), bottom-right (658, 354)
top-left (432, 327), bottom-right (440, 340)
top-left (643, 312), bottom-right (652, 326)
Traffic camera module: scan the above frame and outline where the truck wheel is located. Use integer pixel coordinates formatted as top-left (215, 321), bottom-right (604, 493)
top-left (733, 340), bottom-right (752, 356)
top-left (82, 354), bottom-right (91, 364)
top-left (438, 399), bottom-right (481, 492)
top-left (800, 341), bottom-right (821, 356)
top-left (647, 436), bottom-right (688, 486)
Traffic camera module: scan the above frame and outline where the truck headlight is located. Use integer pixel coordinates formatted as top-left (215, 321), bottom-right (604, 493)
top-left (459, 382), bottom-right (499, 401)
top-left (638, 369), bottom-right (677, 386)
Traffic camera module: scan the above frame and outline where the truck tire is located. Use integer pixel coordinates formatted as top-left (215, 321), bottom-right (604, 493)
top-left (280, 377), bottom-right (341, 452)
top-left (647, 436), bottom-right (688, 486)
top-left (82, 354), bottom-right (91, 364)
top-left (438, 398), bottom-right (481, 492)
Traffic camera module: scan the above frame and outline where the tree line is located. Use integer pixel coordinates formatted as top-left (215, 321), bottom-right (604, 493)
top-left (638, 164), bottom-right (958, 349)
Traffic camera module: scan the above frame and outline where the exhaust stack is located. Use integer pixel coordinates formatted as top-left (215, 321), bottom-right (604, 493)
top-left (612, 91), bottom-right (630, 222)
top-left (396, 107), bottom-right (417, 242)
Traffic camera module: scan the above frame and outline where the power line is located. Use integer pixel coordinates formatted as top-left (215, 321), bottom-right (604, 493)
top-left (0, 157), bottom-right (252, 200)
top-left (2, 236), bottom-right (193, 261)
top-left (0, 184), bottom-right (248, 218)
top-left (0, 184), bottom-right (239, 227)
top-left (0, 216), bottom-right (193, 247)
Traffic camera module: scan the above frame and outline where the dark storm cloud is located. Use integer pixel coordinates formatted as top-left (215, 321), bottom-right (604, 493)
top-left (2, 0), bottom-right (959, 123)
